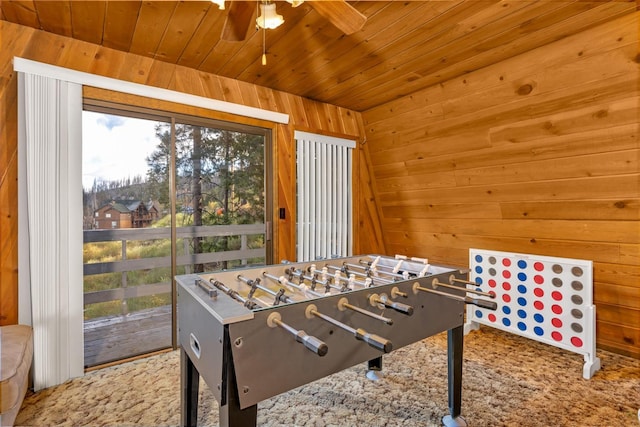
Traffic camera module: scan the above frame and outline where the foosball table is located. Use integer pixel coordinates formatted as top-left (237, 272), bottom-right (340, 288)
top-left (176, 254), bottom-right (497, 427)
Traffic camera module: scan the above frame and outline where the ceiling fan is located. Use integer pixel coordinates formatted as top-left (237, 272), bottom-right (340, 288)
top-left (219, 0), bottom-right (367, 42)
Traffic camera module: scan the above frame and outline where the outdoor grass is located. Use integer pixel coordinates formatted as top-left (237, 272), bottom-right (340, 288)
top-left (83, 219), bottom-right (265, 320)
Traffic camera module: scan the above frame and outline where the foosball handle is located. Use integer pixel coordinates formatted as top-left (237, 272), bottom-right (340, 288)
top-left (355, 328), bottom-right (393, 353)
top-left (465, 296), bottom-right (498, 311)
top-left (384, 299), bottom-right (414, 316)
top-left (296, 331), bottom-right (329, 357)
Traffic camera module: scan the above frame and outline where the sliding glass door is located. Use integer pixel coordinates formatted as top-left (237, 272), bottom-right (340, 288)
top-left (82, 104), bottom-right (271, 367)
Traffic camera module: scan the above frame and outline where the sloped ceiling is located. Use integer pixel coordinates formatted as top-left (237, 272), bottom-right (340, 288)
top-left (1, 0), bottom-right (635, 111)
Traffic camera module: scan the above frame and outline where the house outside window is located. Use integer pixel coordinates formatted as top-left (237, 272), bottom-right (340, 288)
top-left (81, 105), bottom-right (272, 368)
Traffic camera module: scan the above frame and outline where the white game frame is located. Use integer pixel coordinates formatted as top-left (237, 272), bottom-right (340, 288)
top-left (464, 248), bottom-right (600, 379)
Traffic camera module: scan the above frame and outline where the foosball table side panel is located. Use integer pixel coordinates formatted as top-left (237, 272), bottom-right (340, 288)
top-left (178, 276), bottom-right (233, 404)
top-left (227, 271), bottom-right (467, 409)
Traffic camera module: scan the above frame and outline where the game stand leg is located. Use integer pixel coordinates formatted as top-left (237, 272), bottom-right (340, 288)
top-left (442, 326), bottom-right (467, 427)
top-left (181, 348), bottom-right (200, 427)
top-left (366, 356), bottom-right (384, 381)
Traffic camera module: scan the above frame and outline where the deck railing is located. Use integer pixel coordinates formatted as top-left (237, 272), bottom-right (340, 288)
top-left (83, 224), bottom-right (266, 312)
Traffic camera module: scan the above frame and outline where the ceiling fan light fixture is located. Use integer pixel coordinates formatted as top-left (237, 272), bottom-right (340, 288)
top-left (256, 2), bottom-right (284, 30)
top-left (211, 0), bottom-right (225, 10)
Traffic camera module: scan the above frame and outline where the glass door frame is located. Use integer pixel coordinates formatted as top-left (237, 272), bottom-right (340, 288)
top-left (83, 99), bottom-right (274, 355)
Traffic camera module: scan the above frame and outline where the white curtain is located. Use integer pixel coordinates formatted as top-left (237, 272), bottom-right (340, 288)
top-left (295, 131), bottom-right (355, 262)
top-left (17, 72), bottom-right (84, 390)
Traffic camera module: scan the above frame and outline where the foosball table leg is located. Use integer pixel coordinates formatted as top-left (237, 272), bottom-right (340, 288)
top-left (220, 329), bottom-right (258, 427)
top-left (181, 348), bottom-right (200, 427)
top-left (365, 356), bottom-right (383, 380)
top-left (442, 325), bottom-right (467, 427)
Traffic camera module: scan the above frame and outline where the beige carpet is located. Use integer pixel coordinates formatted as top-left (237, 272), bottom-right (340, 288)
top-left (15, 327), bottom-right (640, 427)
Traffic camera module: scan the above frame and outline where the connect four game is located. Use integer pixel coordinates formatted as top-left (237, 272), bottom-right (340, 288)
top-left (465, 248), bottom-right (601, 379)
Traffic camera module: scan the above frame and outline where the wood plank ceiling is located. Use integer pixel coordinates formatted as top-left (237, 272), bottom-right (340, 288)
top-left (0, 0), bottom-right (634, 112)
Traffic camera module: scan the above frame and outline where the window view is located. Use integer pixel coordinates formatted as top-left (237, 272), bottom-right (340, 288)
top-left (170, 120), bottom-right (267, 273)
top-left (82, 107), bottom-right (269, 368)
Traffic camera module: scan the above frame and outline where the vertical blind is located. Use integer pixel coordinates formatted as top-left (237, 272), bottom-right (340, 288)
top-left (18, 71), bottom-right (84, 390)
top-left (295, 131), bottom-right (355, 262)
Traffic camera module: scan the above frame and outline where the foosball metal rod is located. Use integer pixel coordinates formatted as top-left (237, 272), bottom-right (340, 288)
top-left (306, 265), bottom-right (347, 293)
top-left (395, 254), bottom-right (429, 264)
top-left (391, 286), bottom-right (408, 298)
top-left (262, 272), bottom-right (325, 298)
top-left (338, 297), bottom-right (394, 325)
top-left (412, 283), bottom-right (498, 310)
top-left (451, 277), bottom-right (483, 286)
top-left (203, 278), bottom-right (261, 310)
top-left (432, 278), bottom-right (496, 298)
top-left (237, 275), bottom-right (294, 305)
top-left (285, 268), bottom-right (337, 293)
top-left (266, 312), bottom-right (328, 357)
top-left (348, 262), bottom-right (410, 280)
top-left (305, 304), bottom-right (393, 353)
top-left (361, 257), bottom-right (431, 277)
top-left (323, 265), bottom-right (373, 288)
top-left (325, 264), bottom-right (394, 285)
top-left (369, 293), bottom-right (414, 316)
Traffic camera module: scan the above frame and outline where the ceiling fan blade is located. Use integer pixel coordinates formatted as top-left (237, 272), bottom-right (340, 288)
top-left (221, 1), bottom-right (255, 42)
top-left (308, 0), bottom-right (366, 35)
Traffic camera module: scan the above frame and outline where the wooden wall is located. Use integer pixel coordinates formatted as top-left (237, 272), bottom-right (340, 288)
top-left (1, 11), bottom-right (638, 359)
top-left (362, 12), bottom-right (639, 358)
top-left (0, 20), bottom-right (384, 325)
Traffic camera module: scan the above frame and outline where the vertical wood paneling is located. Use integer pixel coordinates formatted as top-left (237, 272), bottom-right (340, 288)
top-left (102, 1), bottom-right (142, 51)
top-left (57, 38), bottom-right (100, 73)
top-left (0, 21), bottom-right (384, 326)
top-left (362, 12), bottom-right (640, 358)
top-left (176, 6), bottom-right (226, 68)
top-left (33, 0), bottom-right (72, 37)
top-left (128, 1), bottom-right (176, 57)
top-left (0, 79), bottom-right (19, 324)
top-left (0, 19), bottom-right (28, 325)
top-left (0, 154), bottom-right (18, 324)
top-left (114, 54), bottom-right (155, 86)
top-left (154, 1), bottom-right (211, 64)
top-left (89, 46), bottom-right (128, 79)
top-left (145, 60), bottom-right (177, 89)
top-left (1, 0), bottom-right (39, 28)
top-left (70, 0), bottom-right (106, 45)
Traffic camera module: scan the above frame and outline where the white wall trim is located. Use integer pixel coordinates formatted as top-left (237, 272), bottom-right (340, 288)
top-left (13, 57), bottom-right (290, 124)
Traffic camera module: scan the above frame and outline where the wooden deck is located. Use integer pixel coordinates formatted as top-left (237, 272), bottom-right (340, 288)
top-left (84, 305), bottom-right (173, 368)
